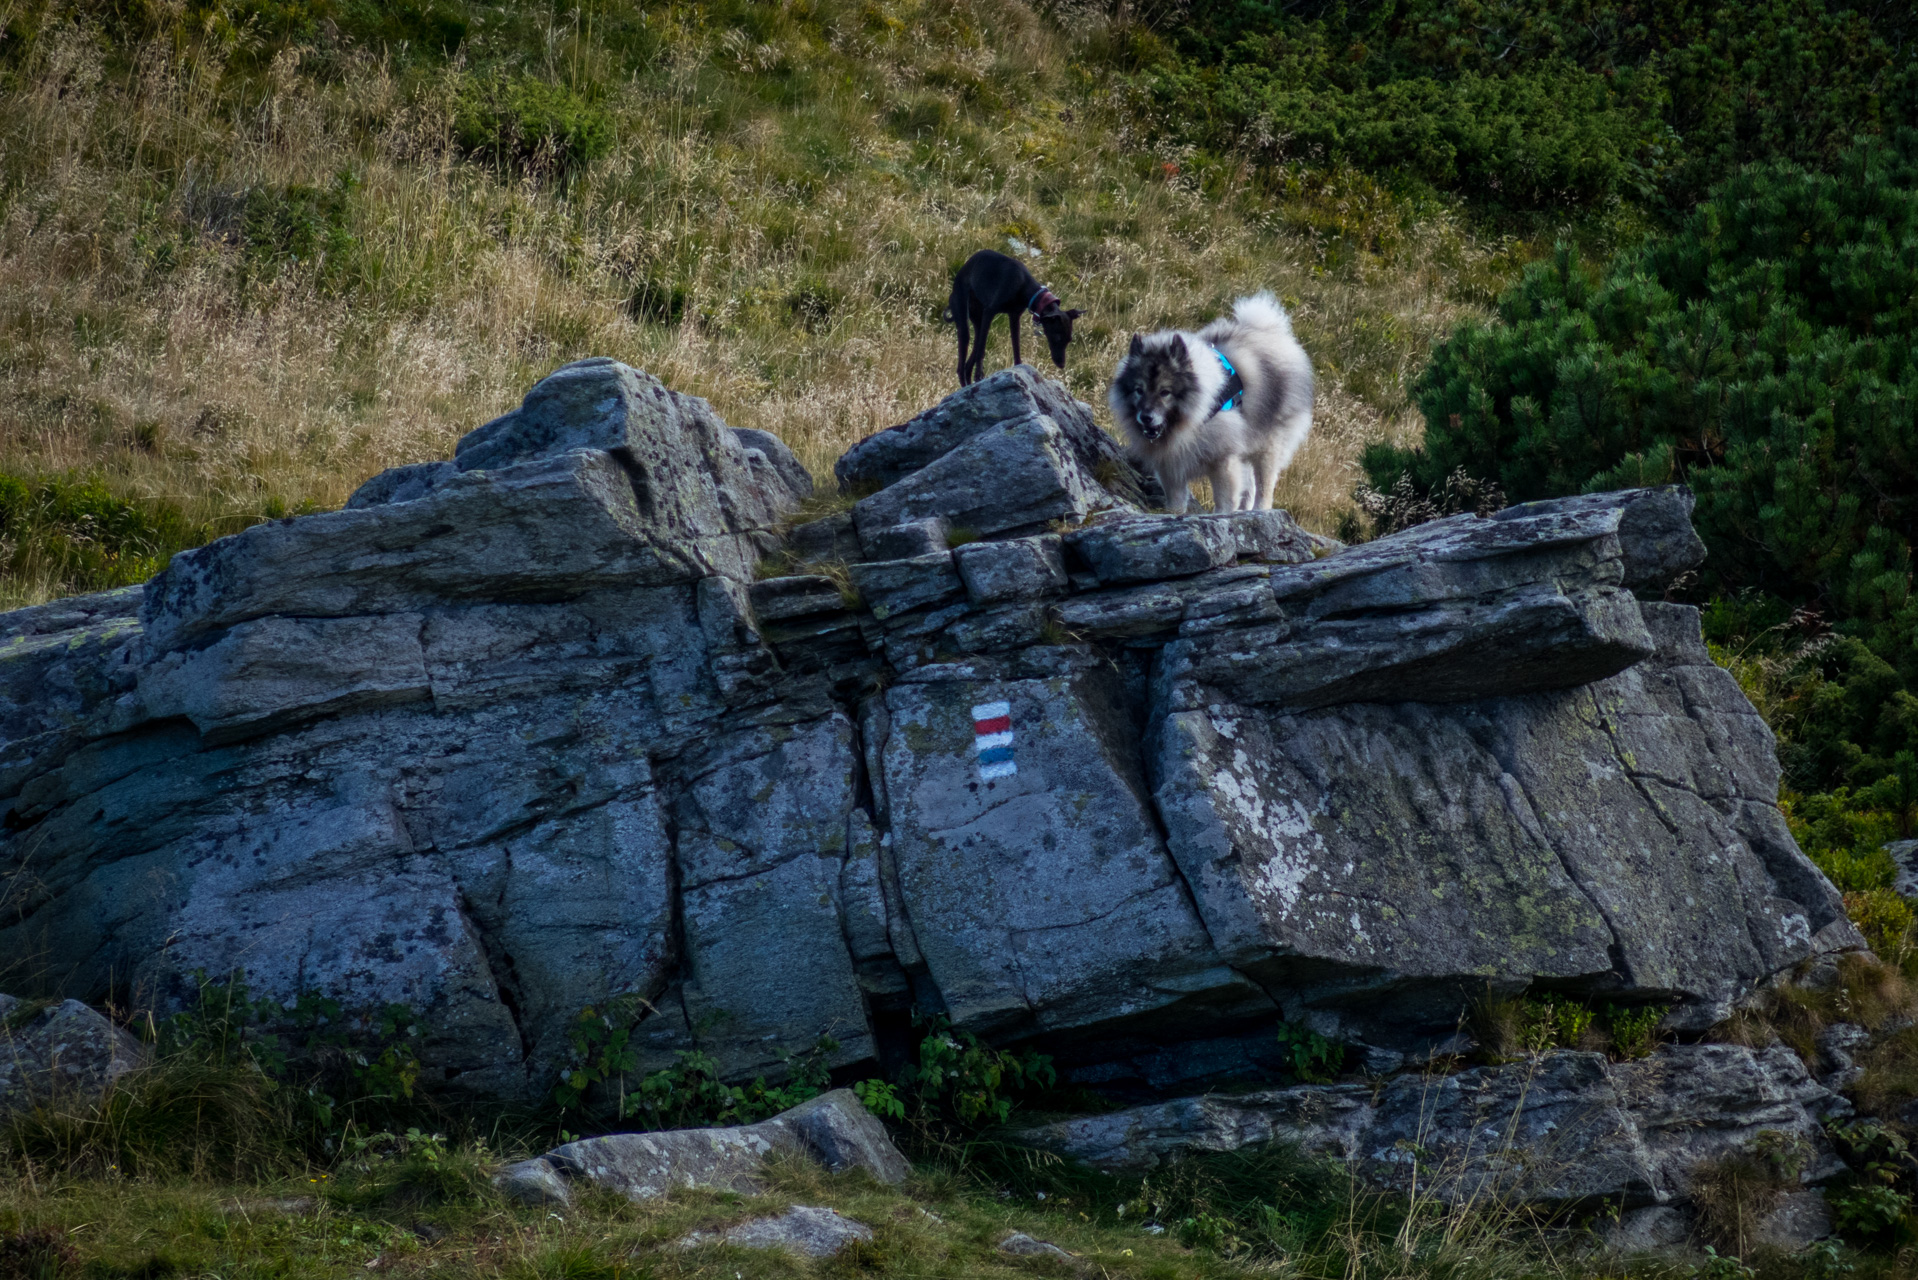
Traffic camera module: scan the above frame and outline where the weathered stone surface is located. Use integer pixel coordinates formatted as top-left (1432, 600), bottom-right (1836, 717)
top-left (545, 1089), bottom-right (907, 1201)
top-left (0, 995), bottom-right (148, 1115)
top-left (138, 614), bottom-right (430, 745)
top-left (1156, 505), bottom-right (1657, 713)
top-left (678, 1205), bottom-right (874, 1256)
top-left (143, 450), bottom-right (760, 655)
top-left (748, 574), bottom-right (849, 624)
top-left (731, 427), bottom-right (814, 506)
top-left (1601, 1206), bottom-right (1695, 1253)
top-left (1196, 509), bottom-right (1331, 564)
top-left (1014, 1081), bottom-right (1374, 1172)
top-left (860, 517), bottom-right (951, 562)
top-left (953, 536), bottom-right (1068, 605)
top-left (776, 1087), bottom-right (913, 1184)
top-left (848, 553), bottom-right (962, 621)
top-left (1151, 603), bottom-right (1857, 1047)
top-left (835, 365), bottom-right (1129, 496)
top-left (1018, 1044), bottom-right (1843, 1209)
top-left (852, 415), bottom-right (1126, 545)
top-left (876, 667), bottom-right (1269, 1038)
top-left (551, 1119), bottom-right (800, 1199)
top-left (1754, 1191), bottom-right (1835, 1250)
top-left (494, 1157), bottom-right (571, 1207)
top-left (0, 587), bottom-right (144, 801)
top-left (786, 512), bottom-right (861, 566)
top-left (1889, 839), bottom-right (1918, 897)
top-left (346, 460), bottom-right (458, 508)
top-left (1066, 516), bottom-right (1238, 585)
top-left (1496, 486), bottom-right (1705, 590)
top-left (454, 358), bottom-right (793, 531)
top-left (1057, 567), bottom-right (1270, 642)
top-left (675, 716), bottom-right (873, 1078)
top-left (999, 1232), bottom-right (1074, 1259)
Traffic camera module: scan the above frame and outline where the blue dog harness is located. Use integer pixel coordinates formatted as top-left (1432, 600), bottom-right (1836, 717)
top-left (1208, 346), bottom-right (1245, 419)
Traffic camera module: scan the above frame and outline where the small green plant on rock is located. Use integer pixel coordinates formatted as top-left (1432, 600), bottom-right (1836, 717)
top-left (898, 1015), bottom-right (1055, 1128)
top-left (1603, 1002), bottom-right (1670, 1059)
top-left (1274, 1022), bottom-right (1345, 1083)
top-left (1826, 1120), bottom-right (1918, 1241)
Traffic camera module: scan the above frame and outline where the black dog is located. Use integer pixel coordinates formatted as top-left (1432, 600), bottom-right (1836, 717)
top-left (947, 249), bottom-right (1083, 386)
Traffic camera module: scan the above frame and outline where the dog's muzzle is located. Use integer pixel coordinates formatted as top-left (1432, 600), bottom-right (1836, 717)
top-left (1138, 414), bottom-right (1166, 441)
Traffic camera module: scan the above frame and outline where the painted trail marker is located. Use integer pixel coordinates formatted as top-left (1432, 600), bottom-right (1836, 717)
top-left (972, 700), bottom-right (1016, 780)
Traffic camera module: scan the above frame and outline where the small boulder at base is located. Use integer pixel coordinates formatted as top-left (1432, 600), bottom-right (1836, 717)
top-left (677, 1205), bottom-right (874, 1257)
top-left (0, 995), bottom-right (147, 1116)
top-left (538, 1089), bottom-right (908, 1201)
top-left (999, 1232), bottom-right (1074, 1259)
top-left (493, 1157), bottom-right (571, 1208)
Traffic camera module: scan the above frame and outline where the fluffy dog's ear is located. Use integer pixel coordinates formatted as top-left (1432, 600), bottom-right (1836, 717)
top-left (1128, 333), bottom-right (1144, 356)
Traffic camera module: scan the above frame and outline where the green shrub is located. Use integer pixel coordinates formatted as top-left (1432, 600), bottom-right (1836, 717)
top-left (1273, 1022), bottom-right (1344, 1083)
top-left (1605, 1003), bottom-right (1670, 1060)
top-left (1137, 55), bottom-right (1656, 210)
top-left (1831, 1183), bottom-right (1912, 1239)
top-left (451, 72), bottom-right (612, 181)
top-left (1116, 0), bottom-right (1918, 214)
top-left (1367, 134), bottom-right (1918, 798)
top-left (897, 1016), bottom-right (1054, 1129)
top-left (555, 998), bottom-right (847, 1128)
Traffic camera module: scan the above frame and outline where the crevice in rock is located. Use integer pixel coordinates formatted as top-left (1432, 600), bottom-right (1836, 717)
top-left (459, 888), bottom-right (534, 1063)
top-left (1456, 690), bottom-right (1634, 989)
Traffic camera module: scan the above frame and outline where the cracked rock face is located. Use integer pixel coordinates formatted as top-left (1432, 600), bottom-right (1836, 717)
top-left (0, 361), bottom-right (1859, 1101)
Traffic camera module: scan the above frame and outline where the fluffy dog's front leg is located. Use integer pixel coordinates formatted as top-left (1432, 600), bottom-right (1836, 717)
top-left (1207, 460), bottom-right (1249, 512)
top-left (1157, 465), bottom-right (1190, 514)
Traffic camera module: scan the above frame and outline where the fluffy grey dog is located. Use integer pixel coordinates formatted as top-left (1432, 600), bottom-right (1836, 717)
top-left (1108, 293), bottom-right (1314, 513)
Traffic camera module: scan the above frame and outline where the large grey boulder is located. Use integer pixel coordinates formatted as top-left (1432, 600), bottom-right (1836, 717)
top-left (834, 365), bottom-right (1130, 496)
top-left (0, 995), bottom-right (148, 1115)
top-left (155, 359), bottom-right (805, 657)
top-left (144, 450), bottom-right (767, 656)
top-left (1495, 486), bottom-right (1706, 590)
top-left (541, 1089), bottom-right (908, 1201)
top-left (851, 414), bottom-right (1127, 545)
top-left (1016, 1043), bottom-right (1845, 1209)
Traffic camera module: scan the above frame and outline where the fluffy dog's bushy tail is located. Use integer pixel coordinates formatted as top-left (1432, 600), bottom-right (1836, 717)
top-left (1230, 291), bottom-right (1294, 337)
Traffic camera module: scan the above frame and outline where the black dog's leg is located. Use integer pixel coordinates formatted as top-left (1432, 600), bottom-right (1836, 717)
top-left (1009, 310), bottom-right (1023, 368)
top-left (966, 301), bottom-right (990, 384)
top-left (952, 287), bottom-right (972, 387)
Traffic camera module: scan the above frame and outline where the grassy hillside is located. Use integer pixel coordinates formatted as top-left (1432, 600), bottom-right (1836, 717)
top-left (0, 0), bottom-right (1531, 608)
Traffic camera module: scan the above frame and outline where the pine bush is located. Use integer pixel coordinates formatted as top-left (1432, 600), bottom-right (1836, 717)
top-left (1366, 133), bottom-right (1918, 791)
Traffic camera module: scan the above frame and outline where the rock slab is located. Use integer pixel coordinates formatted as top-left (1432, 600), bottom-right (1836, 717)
top-left (678, 1205), bottom-right (874, 1257)
top-left (539, 1089), bottom-right (908, 1202)
top-left (1016, 1043), bottom-right (1845, 1209)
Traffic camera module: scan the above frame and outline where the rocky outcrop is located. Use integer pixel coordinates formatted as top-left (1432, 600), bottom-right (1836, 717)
top-left (1015, 1043), bottom-right (1848, 1208)
top-left (0, 358), bottom-right (1859, 1102)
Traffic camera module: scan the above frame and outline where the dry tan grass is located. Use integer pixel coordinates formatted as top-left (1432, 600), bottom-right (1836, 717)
top-left (0, 0), bottom-right (1507, 607)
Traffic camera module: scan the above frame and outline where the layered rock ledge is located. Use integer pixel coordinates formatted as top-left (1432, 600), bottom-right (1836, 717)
top-left (0, 360), bottom-right (1861, 1100)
